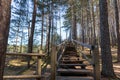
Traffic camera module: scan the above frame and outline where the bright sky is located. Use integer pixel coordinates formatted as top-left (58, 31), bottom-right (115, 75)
top-left (8, 1), bottom-right (68, 45)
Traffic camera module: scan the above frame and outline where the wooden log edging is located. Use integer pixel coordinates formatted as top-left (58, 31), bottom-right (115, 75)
top-left (6, 53), bottom-right (45, 57)
top-left (3, 75), bottom-right (41, 79)
top-left (5, 52), bottom-right (45, 80)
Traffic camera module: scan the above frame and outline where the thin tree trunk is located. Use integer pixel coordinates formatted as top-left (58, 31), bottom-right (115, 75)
top-left (88, 0), bottom-right (93, 44)
top-left (81, 8), bottom-right (85, 50)
top-left (114, 0), bottom-right (120, 62)
top-left (71, 1), bottom-right (77, 40)
top-left (45, 0), bottom-right (52, 54)
top-left (15, 27), bottom-right (19, 52)
top-left (86, 0), bottom-right (90, 44)
top-left (20, 27), bottom-right (23, 53)
top-left (111, 23), bottom-right (117, 47)
top-left (27, 0), bottom-right (37, 68)
top-left (47, 6), bottom-right (52, 54)
top-left (51, 1), bottom-right (54, 48)
top-left (45, 15), bottom-right (49, 53)
top-left (40, 0), bottom-right (44, 50)
top-left (0, 0), bottom-right (11, 79)
top-left (99, 0), bottom-right (115, 77)
top-left (59, 7), bottom-right (62, 43)
top-left (91, 0), bottom-right (96, 44)
top-left (87, 0), bottom-right (92, 44)
top-left (28, 0), bottom-right (37, 53)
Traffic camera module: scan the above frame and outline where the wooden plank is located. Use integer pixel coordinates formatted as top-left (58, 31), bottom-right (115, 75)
top-left (59, 64), bottom-right (87, 66)
top-left (62, 56), bottom-right (80, 59)
top-left (72, 40), bottom-right (94, 50)
top-left (92, 45), bottom-right (100, 80)
top-left (59, 64), bottom-right (87, 69)
top-left (3, 75), bottom-right (40, 79)
top-left (61, 60), bottom-right (84, 64)
top-left (56, 76), bottom-right (93, 80)
top-left (51, 46), bottom-right (57, 80)
top-left (37, 50), bottom-right (42, 79)
top-left (57, 68), bottom-right (92, 74)
top-left (6, 53), bottom-right (45, 57)
top-left (57, 40), bottom-right (66, 47)
top-left (57, 48), bottom-right (65, 63)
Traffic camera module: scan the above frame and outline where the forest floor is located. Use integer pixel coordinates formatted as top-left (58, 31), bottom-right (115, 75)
top-left (101, 62), bottom-right (120, 80)
top-left (101, 48), bottom-right (120, 80)
top-left (4, 48), bottom-right (120, 80)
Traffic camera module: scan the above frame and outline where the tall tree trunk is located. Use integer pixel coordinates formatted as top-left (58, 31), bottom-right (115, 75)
top-left (45, 0), bottom-right (52, 54)
top-left (72, 4), bottom-right (77, 40)
top-left (91, 0), bottom-right (96, 44)
top-left (15, 27), bottom-right (19, 52)
top-left (47, 5), bottom-right (52, 54)
top-left (87, 0), bottom-right (92, 44)
top-left (51, 1), bottom-right (54, 48)
top-left (81, 7), bottom-right (85, 50)
top-left (59, 7), bottom-right (62, 43)
top-left (88, 0), bottom-right (93, 44)
top-left (45, 15), bottom-right (48, 52)
top-left (40, 0), bottom-right (44, 50)
top-left (20, 27), bottom-right (23, 53)
top-left (99, 0), bottom-right (115, 77)
top-left (86, 0), bottom-right (90, 44)
top-left (69, 0), bottom-right (77, 40)
top-left (28, 0), bottom-right (37, 53)
top-left (114, 0), bottom-right (120, 62)
top-left (27, 0), bottom-right (37, 68)
top-left (0, 0), bottom-right (11, 79)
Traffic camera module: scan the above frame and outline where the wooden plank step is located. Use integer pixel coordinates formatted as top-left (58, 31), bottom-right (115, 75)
top-left (60, 60), bottom-right (85, 64)
top-left (57, 68), bottom-right (92, 75)
top-left (3, 75), bottom-right (41, 79)
top-left (62, 57), bottom-right (81, 60)
top-left (63, 55), bottom-right (79, 57)
top-left (56, 76), bottom-right (93, 80)
top-left (59, 64), bottom-right (87, 69)
top-left (64, 52), bottom-right (77, 54)
top-left (59, 64), bottom-right (87, 66)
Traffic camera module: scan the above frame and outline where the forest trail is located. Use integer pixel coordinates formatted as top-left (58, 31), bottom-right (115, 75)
top-left (4, 44), bottom-right (120, 80)
top-left (56, 41), bottom-right (94, 80)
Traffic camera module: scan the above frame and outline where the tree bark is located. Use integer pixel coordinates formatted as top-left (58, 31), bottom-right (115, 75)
top-left (99, 0), bottom-right (115, 77)
top-left (45, 1), bottom-right (52, 54)
top-left (27, 0), bottom-right (37, 68)
top-left (80, 7), bottom-right (85, 50)
top-left (91, 0), bottom-right (96, 44)
top-left (40, 0), bottom-right (44, 50)
top-left (114, 0), bottom-right (120, 62)
top-left (72, 3), bottom-right (77, 40)
top-left (0, 0), bottom-right (11, 79)
top-left (47, 5), bottom-right (52, 54)
top-left (69, 0), bottom-right (77, 40)
top-left (28, 0), bottom-right (37, 53)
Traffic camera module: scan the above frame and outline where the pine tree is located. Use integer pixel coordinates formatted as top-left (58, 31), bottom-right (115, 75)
top-left (99, 0), bottom-right (115, 77)
top-left (0, 0), bottom-right (12, 79)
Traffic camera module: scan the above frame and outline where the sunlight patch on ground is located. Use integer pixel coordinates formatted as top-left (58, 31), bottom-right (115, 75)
top-left (9, 59), bottom-right (27, 66)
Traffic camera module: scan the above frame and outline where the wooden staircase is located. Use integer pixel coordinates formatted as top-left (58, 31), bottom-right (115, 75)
top-left (56, 42), bottom-right (93, 80)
